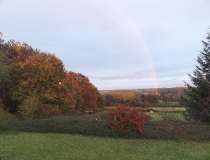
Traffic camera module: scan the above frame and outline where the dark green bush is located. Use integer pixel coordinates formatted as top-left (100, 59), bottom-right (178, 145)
top-left (0, 108), bottom-right (13, 130)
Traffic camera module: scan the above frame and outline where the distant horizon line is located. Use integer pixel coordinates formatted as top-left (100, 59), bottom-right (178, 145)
top-left (99, 86), bottom-right (187, 91)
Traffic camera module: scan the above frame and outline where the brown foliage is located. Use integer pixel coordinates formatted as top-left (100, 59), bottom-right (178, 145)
top-left (68, 72), bottom-right (99, 111)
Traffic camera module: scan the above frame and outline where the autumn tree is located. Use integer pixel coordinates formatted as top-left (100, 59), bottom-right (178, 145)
top-left (0, 36), bottom-right (39, 112)
top-left (184, 31), bottom-right (210, 122)
top-left (148, 93), bottom-right (159, 105)
top-left (11, 53), bottom-right (76, 117)
top-left (103, 94), bottom-right (115, 106)
top-left (1, 40), bottom-right (38, 65)
top-left (68, 72), bottom-right (99, 111)
top-left (102, 91), bottom-right (140, 107)
top-left (96, 90), bottom-right (104, 109)
top-left (141, 93), bottom-right (149, 107)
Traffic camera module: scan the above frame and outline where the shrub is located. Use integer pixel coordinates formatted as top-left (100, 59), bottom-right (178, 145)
top-left (19, 93), bottom-right (40, 119)
top-left (108, 105), bottom-right (149, 134)
top-left (159, 117), bottom-right (185, 137)
top-left (0, 108), bottom-right (12, 130)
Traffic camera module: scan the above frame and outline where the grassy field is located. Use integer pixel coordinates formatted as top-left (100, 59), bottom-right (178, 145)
top-left (104, 106), bottom-right (186, 121)
top-left (148, 107), bottom-right (186, 112)
top-left (145, 112), bottom-right (185, 121)
top-left (104, 106), bottom-right (186, 111)
top-left (1, 108), bottom-right (210, 159)
top-left (1, 132), bottom-right (210, 160)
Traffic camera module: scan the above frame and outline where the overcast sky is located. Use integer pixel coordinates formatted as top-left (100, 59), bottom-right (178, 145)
top-left (0, 0), bottom-right (210, 90)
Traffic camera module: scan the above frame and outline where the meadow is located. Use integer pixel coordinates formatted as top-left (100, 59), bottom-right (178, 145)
top-left (1, 107), bottom-right (210, 159)
top-left (1, 132), bottom-right (210, 160)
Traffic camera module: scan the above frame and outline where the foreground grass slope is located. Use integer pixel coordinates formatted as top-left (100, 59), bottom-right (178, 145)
top-left (0, 132), bottom-right (210, 160)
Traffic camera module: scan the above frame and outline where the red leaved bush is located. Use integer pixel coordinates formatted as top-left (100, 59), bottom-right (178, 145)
top-left (108, 104), bottom-right (149, 134)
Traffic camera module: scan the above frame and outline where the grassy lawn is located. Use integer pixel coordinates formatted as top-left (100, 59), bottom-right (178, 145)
top-left (0, 132), bottom-right (210, 160)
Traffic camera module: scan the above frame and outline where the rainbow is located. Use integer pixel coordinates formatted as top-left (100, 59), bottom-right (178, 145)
top-left (111, 1), bottom-right (158, 88)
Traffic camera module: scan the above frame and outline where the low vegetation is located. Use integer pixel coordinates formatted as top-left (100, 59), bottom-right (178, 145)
top-left (1, 108), bottom-right (210, 141)
top-left (0, 108), bottom-right (13, 130)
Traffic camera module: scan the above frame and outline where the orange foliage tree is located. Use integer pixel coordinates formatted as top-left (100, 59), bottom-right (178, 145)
top-left (68, 72), bottom-right (99, 111)
top-left (11, 53), bottom-right (76, 117)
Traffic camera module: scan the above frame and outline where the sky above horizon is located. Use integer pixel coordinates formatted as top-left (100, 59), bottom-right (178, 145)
top-left (0, 0), bottom-right (210, 90)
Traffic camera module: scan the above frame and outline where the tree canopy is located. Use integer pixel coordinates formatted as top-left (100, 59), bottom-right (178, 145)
top-left (184, 31), bottom-right (210, 122)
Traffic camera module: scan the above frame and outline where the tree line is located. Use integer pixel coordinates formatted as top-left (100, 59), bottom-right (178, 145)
top-left (0, 32), bottom-right (103, 118)
top-left (101, 88), bottom-right (185, 107)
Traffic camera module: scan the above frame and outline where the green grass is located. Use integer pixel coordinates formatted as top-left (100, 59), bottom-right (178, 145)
top-left (104, 106), bottom-right (116, 110)
top-left (0, 132), bottom-right (210, 160)
top-left (146, 112), bottom-right (164, 121)
top-left (148, 107), bottom-right (186, 112)
top-left (158, 100), bottom-right (180, 106)
top-left (104, 106), bottom-right (186, 112)
top-left (146, 112), bottom-right (185, 121)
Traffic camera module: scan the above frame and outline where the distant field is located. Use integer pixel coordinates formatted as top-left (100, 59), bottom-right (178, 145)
top-left (104, 106), bottom-right (186, 121)
top-left (148, 107), bottom-right (186, 112)
top-left (158, 100), bottom-right (180, 106)
top-left (104, 106), bottom-right (116, 110)
top-left (104, 106), bottom-right (186, 112)
top-left (145, 112), bottom-right (185, 121)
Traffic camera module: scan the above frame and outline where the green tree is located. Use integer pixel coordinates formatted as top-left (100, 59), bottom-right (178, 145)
top-left (96, 90), bottom-right (104, 109)
top-left (0, 52), bottom-right (10, 108)
top-left (184, 31), bottom-right (210, 122)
